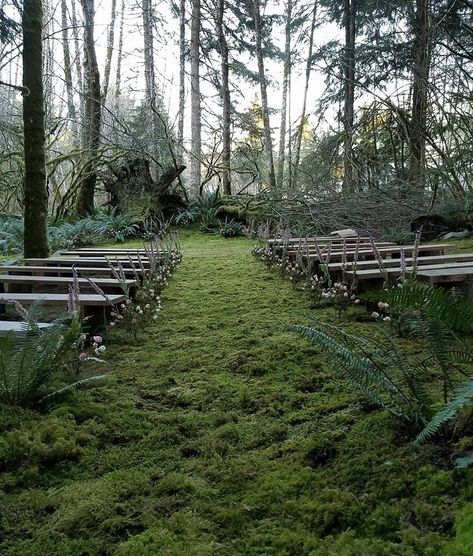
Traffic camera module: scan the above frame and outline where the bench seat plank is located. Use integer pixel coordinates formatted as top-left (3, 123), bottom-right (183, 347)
top-left (0, 321), bottom-right (52, 337)
top-left (328, 253), bottom-right (473, 271)
top-left (0, 293), bottom-right (126, 306)
top-left (0, 275), bottom-right (136, 289)
top-left (23, 257), bottom-right (152, 268)
top-left (0, 266), bottom-right (145, 277)
top-left (416, 267), bottom-right (473, 284)
top-left (345, 262), bottom-right (473, 280)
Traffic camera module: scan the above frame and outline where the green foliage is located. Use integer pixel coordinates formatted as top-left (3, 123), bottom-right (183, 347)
top-left (189, 193), bottom-right (222, 231)
top-left (92, 209), bottom-right (140, 243)
top-left (362, 282), bottom-right (473, 334)
top-left (0, 217), bottom-right (24, 254)
top-left (416, 380), bottom-right (473, 444)
top-left (290, 317), bottom-right (426, 424)
top-left (0, 303), bottom-right (105, 406)
top-left (291, 313), bottom-right (473, 444)
top-left (218, 218), bottom-right (244, 238)
top-left (383, 227), bottom-right (415, 245)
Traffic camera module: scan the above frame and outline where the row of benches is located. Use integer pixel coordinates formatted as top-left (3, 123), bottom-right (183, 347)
top-left (0, 247), bottom-right (153, 334)
top-left (271, 235), bottom-right (473, 288)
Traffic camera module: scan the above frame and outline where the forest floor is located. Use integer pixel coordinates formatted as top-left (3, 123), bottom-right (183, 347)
top-left (1, 229), bottom-right (473, 555)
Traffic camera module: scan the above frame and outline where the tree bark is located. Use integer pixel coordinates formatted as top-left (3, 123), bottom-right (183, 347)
top-left (61, 0), bottom-right (78, 144)
top-left (253, 0), bottom-right (276, 190)
top-left (342, 0), bottom-right (356, 192)
top-left (115, 0), bottom-right (125, 104)
top-left (409, 0), bottom-right (432, 190)
top-left (218, 0), bottom-right (232, 195)
top-left (277, 0), bottom-right (292, 189)
top-left (76, 0), bottom-right (101, 217)
top-left (23, 0), bottom-right (49, 258)
top-left (102, 0), bottom-right (117, 100)
top-left (178, 0), bottom-right (186, 163)
top-left (190, 0), bottom-right (202, 197)
top-left (293, 0), bottom-right (317, 188)
top-left (142, 0), bottom-right (160, 178)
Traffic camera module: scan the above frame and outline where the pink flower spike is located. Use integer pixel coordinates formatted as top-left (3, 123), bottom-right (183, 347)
top-left (79, 352), bottom-right (88, 361)
top-left (93, 335), bottom-right (103, 345)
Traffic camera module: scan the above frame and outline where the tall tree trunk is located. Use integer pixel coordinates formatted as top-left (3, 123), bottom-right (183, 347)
top-left (277, 0), bottom-right (292, 189)
top-left (178, 0), bottom-right (186, 163)
top-left (142, 0), bottom-right (160, 178)
top-left (409, 0), bottom-right (432, 190)
top-left (76, 0), bottom-right (101, 216)
top-left (115, 0), bottom-right (125, 104)
top-left (70, 0), bottom-right (83, 93)
top-left (23, 0), bottom-right (49, 257)
top-left (342, 0), bottom-right (356, 192)
top-left (253, 0), bottom-right (276, 190)
top-left (190, 0), bottom-right (202, 197)
top-left (294, 1), bottom-right (317, 188)
top-left (61, 0), bottom-right (78, 144)
top-left (218, 0), bottom-right (232, 195)
top-left (102, 0), bottom-right (117, 100)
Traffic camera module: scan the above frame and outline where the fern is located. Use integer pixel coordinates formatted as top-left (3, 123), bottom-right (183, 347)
top-left (416, 379), bottom-right (473, 444)
top-left (362, 282), bottom-right (473, 333)
top-left (290, 320), bottom-right (423, 422)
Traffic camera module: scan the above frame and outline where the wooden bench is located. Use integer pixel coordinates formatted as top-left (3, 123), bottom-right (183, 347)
top-left (345, 262), bottom-right (473, 281)
top-left (0, 265), bottom-right (146, 278)
top-left (23, 257), bottom-right (152, 268)
top-left (302, 244), bottom-right (449, 262)
top-left (416, 267), bottom-right (473, 285)
top-left (0, 321), bottom-right (52, 337)
top-left (0, 275), bottom-right (137, 294)
top-left (327, 253), bottom-right (473, 272)
top-left (0, 293), bottom-right (125, 306)
top-left (0, 293), bottom-right (126, 324)
top-left (58, 249), bottom-right (152, 257)
top-left (269, 236), bottom-right (375, 244)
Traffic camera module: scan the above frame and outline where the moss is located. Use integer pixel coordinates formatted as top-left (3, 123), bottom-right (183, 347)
top-left (1, 230), bottom-right (472, 554)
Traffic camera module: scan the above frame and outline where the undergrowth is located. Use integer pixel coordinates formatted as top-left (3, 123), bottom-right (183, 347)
top-left (1, 229), bottom-right (472, 555)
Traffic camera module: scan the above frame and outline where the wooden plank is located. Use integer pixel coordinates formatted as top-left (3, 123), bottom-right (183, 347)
top-left (0, 293), bottom-right (126, 306)
top-left (416, 267), bottom-right (473, 284)
top-left (303, 244), bottom-right (449, 260)
top-left (0, 266), bottom-right (145, 277)
top-left (328, 253), bottom-right (473, 271)
top-left (268, 236), bottom-right (374, 244)
top-left (0, 275), bottom-right (136, 289)
top-left (58, 250), bottom-right (153, 257)
top-left (345, 262), bottom-right (473, 281)
top-left (0, 321), bottom-right (52, 337)
top-left (23, 257), bottom-right (152, 268)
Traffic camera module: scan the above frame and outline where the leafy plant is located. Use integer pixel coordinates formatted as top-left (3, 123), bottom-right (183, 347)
top-left (383, 226), bottom-right (415, 245)
top-left (0, 301), bottom-right (105, 406)
top-left (0, 217), bottom-right (24, 254)
top-left (190, 193), bottom-right (222, 231)
top-left (362, 281), bottom-right (473, 334)
top-left (218, 218), bottom-right (243, 238)
top-left (291, 315), bottom-right (473, 444)
top-left (93, 209), bottom-right (140, 243)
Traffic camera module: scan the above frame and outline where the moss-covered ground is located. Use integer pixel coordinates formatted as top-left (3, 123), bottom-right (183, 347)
top-left (1, 230), bottom-right (473, 555)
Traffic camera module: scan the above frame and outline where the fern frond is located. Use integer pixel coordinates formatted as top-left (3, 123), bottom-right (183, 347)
top-left (415, 378), bottom-right (473, 444)
top-left (40, 375), bottom-right (107, 403)
top-left (290, 323), bottom-right (413, 418)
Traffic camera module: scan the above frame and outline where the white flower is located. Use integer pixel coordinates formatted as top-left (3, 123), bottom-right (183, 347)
top-left (371, 311), bottom-right (380, 319)
top-left (383, 316), bottom-right (392, 322)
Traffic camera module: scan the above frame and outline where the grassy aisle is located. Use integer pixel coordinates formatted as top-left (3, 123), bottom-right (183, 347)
top-left (1, 231), bottom-right (472, 555)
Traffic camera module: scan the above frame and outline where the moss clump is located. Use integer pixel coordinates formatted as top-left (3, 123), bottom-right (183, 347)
top-left (1, 229), bottom-right (472, 554)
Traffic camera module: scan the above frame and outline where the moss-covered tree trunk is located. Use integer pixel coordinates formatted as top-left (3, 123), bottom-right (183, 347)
top-left (22, 0), bottom-right (49, 258)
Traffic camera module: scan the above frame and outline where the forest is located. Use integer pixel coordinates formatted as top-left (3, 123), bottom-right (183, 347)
top-left (1, 0), bottom-right (473, 554)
